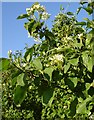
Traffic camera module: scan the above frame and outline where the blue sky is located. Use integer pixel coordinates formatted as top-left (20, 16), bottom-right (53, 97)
top-left (2, 2), bottom-right (92, 58)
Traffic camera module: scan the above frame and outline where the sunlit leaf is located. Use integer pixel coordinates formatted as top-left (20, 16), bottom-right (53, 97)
top-left (69, 58), bottom-right (79, 66)
top-left (0, 58), bottom-right (10, 71)
top-left (77, 97), bottom-right (92, 114)
top-left (70, 77), bottom-right (78, 87)
top-left (44, 66), bottom-right (55, 81)
top-left (17, 14), bottom-right (29, 19)
top-left (64, 63), bottom-right (70, 73)
top-left (17, 73), bottom-right (25, 86)
top-left (33, 58), bottom-right (42, 70)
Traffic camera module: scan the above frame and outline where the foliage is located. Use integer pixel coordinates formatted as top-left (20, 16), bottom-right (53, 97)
top-left (1, 2), bottom-right (94, 119)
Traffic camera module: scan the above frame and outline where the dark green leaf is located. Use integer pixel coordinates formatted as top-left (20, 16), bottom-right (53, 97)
top-left (28, 19), bottom-right (36, 34)
top-left (14, 85), bottom-right (27, 105)
top-left (76, 7), bottom-right (82, 14)
top-left (24, 47), bottom-right (34, 61)
top-left (34, 77), bottom-right (41, 86)
top-left (75, 22), bottom-right (86, 26)
top-left (12, 69), bottom-right (22, 79)
top-left (64, 79), bottom-right (74, 91)
top-left (17, 14), bottom-right (29, 19)
top-left (83, 7), bottom-right (93, 15)
top-left (42, 87), bottom-right (54, 105)
top-left (0, 58), bottom-right (10, 71)
top-left (69, 97), bottom-right (78, 117)
top-left (67, 12), bottom-right (74, 16)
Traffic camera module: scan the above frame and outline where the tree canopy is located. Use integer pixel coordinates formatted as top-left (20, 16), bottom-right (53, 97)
top-left (1, 2), bottom-right (94, 119)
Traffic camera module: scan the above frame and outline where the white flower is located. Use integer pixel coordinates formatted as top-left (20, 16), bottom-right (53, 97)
top-left (8, 50), bottom-right (12, 58)
top-left (8, 50), bottom-right (12, 54)
top-left (49, 54), bottom-right (63, 63)
top-left (78, 33), bottom-right (83, 40)
top-left (53, 54), bottom-right (63, 61)
top-left (26, 8), bottom-right (30, 12)
top-left (33, 4), bottom-right (40, 9)
top-left (41, 12), bottom-right (50, 20)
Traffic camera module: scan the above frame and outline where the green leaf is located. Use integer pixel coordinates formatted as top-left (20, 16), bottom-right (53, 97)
top-left (12, 69), bottom-right (22, 79)
top-left (83, 7), bottom-right (93, 15)
top-left (87, 57), bottom-right (92, 72)
top-left (69, 58), bottom-right (79, 66)
top-left (76, 7), bottom-right (82, 14)
top-left (24, 47), bottom-right (34, 62)
top-left (34, 77), bottom-right (41, 86)
top-left (44, 66), bottom-right (55, 81)
top-left (17, 73), bottom-right (25, 86)
top-left (69, 97), bottom-right (78, 117)
top-left (17, 14), bottom-right (29, 19)
top-left (67, 12), bottom-right (74, 16)
top-left (14, 85), bottom-right (27, 105)
top-left (33, 58), bottom-right (42, 70)
top-left (42, 87), bottom-right (54, 105)
top-left (75, 21), bottom-right (86, 26)
top-left (70, 77), bottom-right (78, 87)
top-left (12, 77), bottom-right (17, 86)
top-left (82, 52), bottom-right (92, 72)
top-left (0, 58), bottom-right (10, 71)
top-left (60, 5), bottom-right (64, 11)
top-left (77, 97), bottom-right (92, 114)
top-left (80, 2), bottom-right (87, 5)
top-left (64, 63), bottom-right (70, 73)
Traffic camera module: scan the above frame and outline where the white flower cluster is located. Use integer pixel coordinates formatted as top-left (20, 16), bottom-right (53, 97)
top-left (41, 12), bottom-right (50, 20)
top-left (26, 3), bottom-right (50, 20)
top-left (49, 54), bottom-right (63, 62)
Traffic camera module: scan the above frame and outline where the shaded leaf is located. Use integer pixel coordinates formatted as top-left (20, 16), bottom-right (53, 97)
top-left (69, 97), bottom-right (78, 117)
top-left (42, 87), bottom-right (54, 105)
top-left (14, 85), bottom-right (27, 105)
top-left (34, 77), bottom-right (41, 86)
top-left (12, 69), bottom-right (22, 79)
